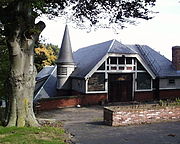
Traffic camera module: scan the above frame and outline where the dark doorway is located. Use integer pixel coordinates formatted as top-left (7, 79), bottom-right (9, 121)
top-left (108, 73), bottom-right (133, 102)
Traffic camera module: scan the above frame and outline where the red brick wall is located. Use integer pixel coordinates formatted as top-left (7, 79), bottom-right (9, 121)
top-left (35, 90), bottom-right (180, 110)
top-left (159, 89), bottom-right (180, 100)
top-left (134, 91), bottom-right (154, 101)
top-left (104, 106), bottom-right (180, 126)
top-left (36, 93), bottom-right (107, 110)
top-left (80, 94), bottom-right (107, 105)
top-left (172, 46), bottom-right (180, 70)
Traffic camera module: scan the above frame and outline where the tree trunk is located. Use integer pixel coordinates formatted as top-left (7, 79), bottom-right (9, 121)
top-left (0, 1), bottom-right (46, 127)
top-left (6, 37), bottom-right (39, 127)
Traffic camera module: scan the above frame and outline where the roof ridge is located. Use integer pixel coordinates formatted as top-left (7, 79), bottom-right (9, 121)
top-left (108, 40), bottom-right (137, 54)
top-left (107, 39), bottom-right (116, 53)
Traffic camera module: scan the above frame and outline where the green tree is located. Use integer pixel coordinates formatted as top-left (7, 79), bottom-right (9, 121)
top-left (34, 44), bottom-right (59, 72)
top-left (0, 0), bottom-right (156, 127)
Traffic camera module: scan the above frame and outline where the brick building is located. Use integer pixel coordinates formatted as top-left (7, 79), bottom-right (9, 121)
top-left (34, 26), bottom-right (180, 110)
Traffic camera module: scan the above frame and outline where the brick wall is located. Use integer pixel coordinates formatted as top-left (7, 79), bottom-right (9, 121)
top-left (134, 91), bottom-right (154, 101)
top-left (35, 93), bottom-right (107, 110)
top-left (104, 105), bottom-right (180, 126)
top-left (159, 89), bottom-right (180, 100)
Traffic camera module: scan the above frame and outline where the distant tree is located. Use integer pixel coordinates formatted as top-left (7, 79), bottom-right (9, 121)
top-left (46, 44), bottom-right (59, 56)
top-left (0, 0), bottom-right (156, 127)
top-left (34, 44), bottom-right (58, 72)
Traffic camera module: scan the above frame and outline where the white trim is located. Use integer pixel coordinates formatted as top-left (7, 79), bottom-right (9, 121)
top-left (135, 89), bottom-right (152, 92)
top-left (107, 71), bottom-right (134, 74)
top-left (159, 87), bottom-right (180, 90)
top-left (86, 91), bottom-right (107, 94)
top-left (34, 65), bottom-right (57, 100)
top-left (85, 79), bottom-right (88, 93)
top-left (108, 53), bottom-right (137, 58)
top-left (57, 75), bottom-right (68, 78)
top-left (132, 73), bottom-right (135, 100)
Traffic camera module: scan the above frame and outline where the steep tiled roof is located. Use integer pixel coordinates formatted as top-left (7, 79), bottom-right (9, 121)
top-left (56, 25), bottom-right (74, 64)
top-left (130, 45), bottom-right (178, 77)
top-left (72, 39), bottom-right (179, 78)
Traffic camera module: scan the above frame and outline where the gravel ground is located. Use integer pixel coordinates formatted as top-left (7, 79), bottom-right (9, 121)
top-left (37, 105), bottom-right (180, 144)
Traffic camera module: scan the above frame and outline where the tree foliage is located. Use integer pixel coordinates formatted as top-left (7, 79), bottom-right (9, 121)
top-left (34, 44), bottom-right (58, 72)
top-left (0, 0), bottom-right (156, 34)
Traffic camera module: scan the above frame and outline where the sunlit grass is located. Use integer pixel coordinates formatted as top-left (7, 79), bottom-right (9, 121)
top-left (0, 126), bottom-right (68, 144)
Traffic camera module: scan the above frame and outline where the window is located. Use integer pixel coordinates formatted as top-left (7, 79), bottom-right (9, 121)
top-left (118, 57), bottom-right (125, 64)
top-left (111, 66), bottom-right (117, 70)
top-left (137, 72), bottom-right (151, 90)
top-left (110, 57), bottom-right (117, 64)
top-left (169, 79), bottom-right (175, 84)
top-left (88, 73), bottom-right (105, 91)
top-left (126, 67), bottom-right (133, 70)
top-left (98, 62), bottom-right (105, 70)
top-left (119, 66), bottom-right (124, 70)
top-left (126, 57), bottom-right (132, 64)
top-left (137, 61), bottom-right (145, 70)
top-left (107, 58), bottom-right (110, 64)
top-left (58, 67), bottom-right (67, 75)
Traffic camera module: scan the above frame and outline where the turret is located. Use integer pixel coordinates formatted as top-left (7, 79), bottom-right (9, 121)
top-left (56, 25), bottom-right (75, 90)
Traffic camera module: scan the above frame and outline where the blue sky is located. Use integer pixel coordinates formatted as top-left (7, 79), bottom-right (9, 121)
top-left (40, 0), bottom-right (180, 60)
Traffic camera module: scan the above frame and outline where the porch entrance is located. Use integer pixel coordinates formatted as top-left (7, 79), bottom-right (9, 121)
top-left (108, 73), bottom-right (133, 102)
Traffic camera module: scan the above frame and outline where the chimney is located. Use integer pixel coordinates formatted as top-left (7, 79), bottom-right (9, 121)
top-left (172, 46), bottom-right (180, 71)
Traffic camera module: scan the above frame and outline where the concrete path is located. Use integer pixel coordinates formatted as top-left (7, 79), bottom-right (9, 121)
top-left (37, 106), bottom-right (180, 144)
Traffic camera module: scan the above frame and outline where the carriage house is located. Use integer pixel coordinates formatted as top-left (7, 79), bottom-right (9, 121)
top-left (34, 26), bottom-right (180, 109)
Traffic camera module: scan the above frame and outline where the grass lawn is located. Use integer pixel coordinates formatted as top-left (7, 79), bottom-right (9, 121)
top-left (0, 125), bottom-right (69, 144)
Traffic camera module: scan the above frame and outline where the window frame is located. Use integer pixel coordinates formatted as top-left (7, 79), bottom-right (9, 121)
top-left (136, 72), bottom-right (152, 91)
top-left (87, 72), bottom-right (106, 92)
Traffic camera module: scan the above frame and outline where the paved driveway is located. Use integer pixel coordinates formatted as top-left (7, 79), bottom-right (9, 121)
top-left (37, 106), bottom-right (180, 144)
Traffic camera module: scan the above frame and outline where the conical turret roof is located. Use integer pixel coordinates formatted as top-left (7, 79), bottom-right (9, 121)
top-left (56, 25), bottom-right (74, 64)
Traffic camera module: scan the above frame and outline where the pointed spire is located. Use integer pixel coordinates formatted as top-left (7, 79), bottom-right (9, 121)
top-left (56, 25), bottom-right (74, 64)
